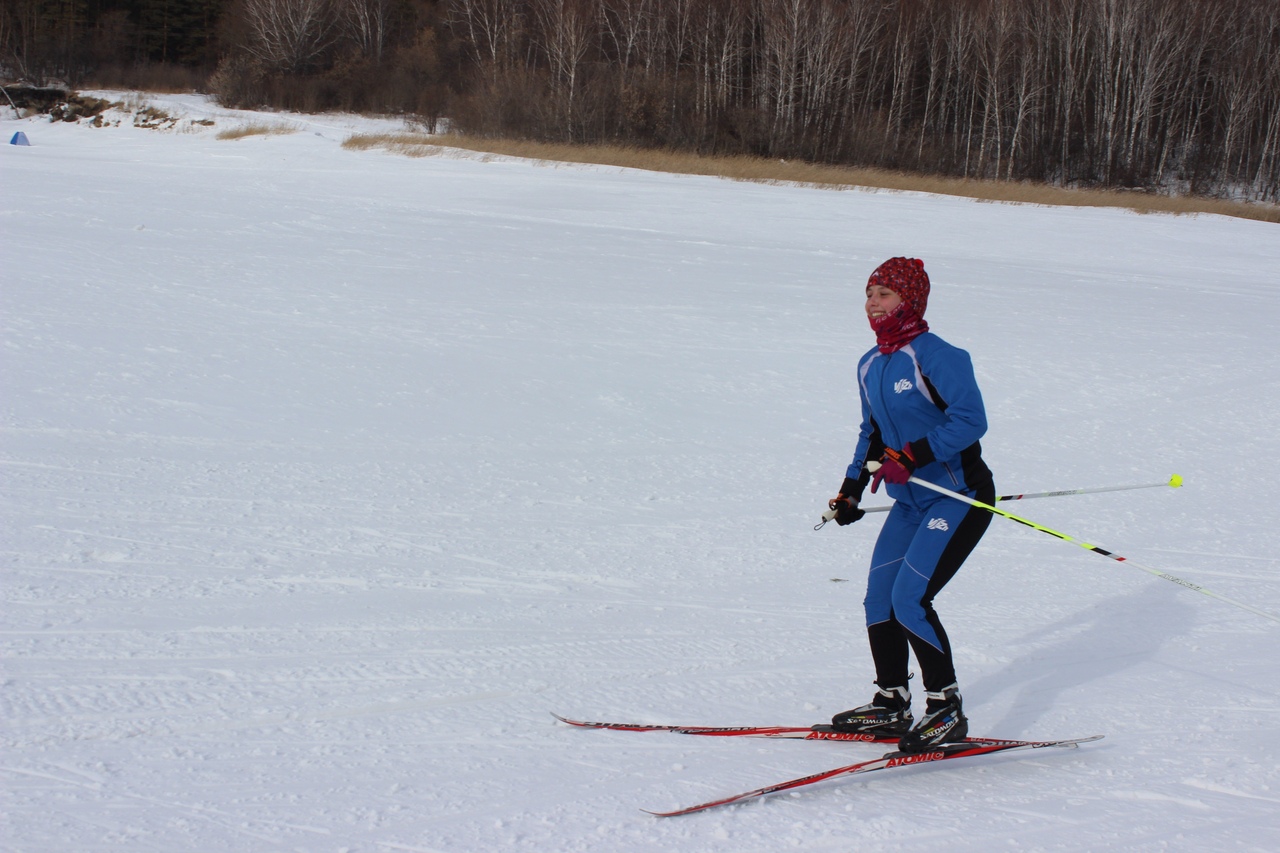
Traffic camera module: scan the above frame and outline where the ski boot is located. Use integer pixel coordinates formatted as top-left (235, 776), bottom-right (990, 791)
top-left (830, 685), bottom-right (913, 736)
top-left (897, 683), bottom-right (968, 753)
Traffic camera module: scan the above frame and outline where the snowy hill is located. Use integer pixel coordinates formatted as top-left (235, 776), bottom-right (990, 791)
top-left (3, 94), bottom-right (1278, 851)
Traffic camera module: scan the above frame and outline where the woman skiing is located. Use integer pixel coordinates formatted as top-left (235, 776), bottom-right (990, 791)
top-left (826, 257), bottom-right (995, 753)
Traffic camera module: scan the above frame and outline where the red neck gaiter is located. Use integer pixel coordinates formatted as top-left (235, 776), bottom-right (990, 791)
top-left (870, 304), bottom-right (929, 354)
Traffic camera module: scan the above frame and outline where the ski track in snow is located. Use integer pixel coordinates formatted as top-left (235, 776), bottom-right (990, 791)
top-left (3, 93), bottom-right (1279, 851)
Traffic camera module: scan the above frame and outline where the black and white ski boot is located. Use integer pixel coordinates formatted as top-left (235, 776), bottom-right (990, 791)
top-left (897, 683), bottom-right (968, 753)
top-left (831, 685), bottom-right (913, 736)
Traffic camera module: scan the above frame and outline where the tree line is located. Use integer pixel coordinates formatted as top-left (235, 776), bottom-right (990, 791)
top-left (4, 0), bottom-right (1278, 201)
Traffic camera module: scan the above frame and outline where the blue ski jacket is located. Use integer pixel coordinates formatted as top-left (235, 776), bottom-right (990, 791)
top-left (846, 332), bottom-right (993, 507)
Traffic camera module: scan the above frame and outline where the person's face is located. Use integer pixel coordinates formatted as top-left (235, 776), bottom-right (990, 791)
top-left (865, 284), bottom-right (902, 319)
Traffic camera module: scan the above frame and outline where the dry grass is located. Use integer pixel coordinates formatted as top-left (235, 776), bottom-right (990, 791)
top-left (345, 131), bottom-right (1279, 224)
top-left (216, 121), bottom-right (300, 141)
top-left (341, 133), bottom-right (455, 158)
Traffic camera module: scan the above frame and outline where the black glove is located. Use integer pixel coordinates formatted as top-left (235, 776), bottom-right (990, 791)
top-left (829, 476), bottom-right (866, 526)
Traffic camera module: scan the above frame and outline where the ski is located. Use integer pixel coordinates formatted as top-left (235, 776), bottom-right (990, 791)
top-left (643, 735), bottom-right (1104, 817)
top-left (555, 713), bottom-right (1061, 746)
top-left (553, 713), bottom-right (895, 742)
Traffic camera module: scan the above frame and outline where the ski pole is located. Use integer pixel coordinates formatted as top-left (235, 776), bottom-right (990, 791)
top-left (866, 464), bottom-right (1279, 625)
top-left (993, 474), bottom-right (1182, 503)
top-left (818, 474), bottom-right (1182, 524)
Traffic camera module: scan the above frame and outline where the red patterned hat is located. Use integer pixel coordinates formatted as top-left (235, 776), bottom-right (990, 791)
top-left (868, 257), bottom-right (930, 318)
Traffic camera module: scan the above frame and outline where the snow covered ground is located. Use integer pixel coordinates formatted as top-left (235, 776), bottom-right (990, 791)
top-left (3, 93), bottom-right (1279, 852)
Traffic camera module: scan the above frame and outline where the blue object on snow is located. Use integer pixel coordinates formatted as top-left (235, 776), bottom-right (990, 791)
top-left (10, 131), bottom-right (30, 146)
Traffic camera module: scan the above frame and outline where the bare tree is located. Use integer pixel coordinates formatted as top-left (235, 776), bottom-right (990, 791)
top-left (756, 0), bottom-right (806, 142)
top-left (1251, 0), bottom-right (1280, 198)
top-left (242, 0), bottom-right (338, 73)
top-left (1004, 1), bottom-right (1046, 179)
top-left (600, 0), bottom-right (656, 77)
top-left (1046, 0), bottom-right (1093, 184)
top-left (882, 0), bottom-right (921, 152)
top-left (447, 0), bottom-right (526, 81)
top-left (339, 0), bottom-right (392, 63)
top-left (681, 0), bottom-right (744, 137)
top-left (530, 0), bottom-right (597, 135)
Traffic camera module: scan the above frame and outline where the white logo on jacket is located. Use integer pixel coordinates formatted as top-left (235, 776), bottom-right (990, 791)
top-left (894, 378), bottom-right (913, 393)
top-left (927, 517), bottom-right (950, 532)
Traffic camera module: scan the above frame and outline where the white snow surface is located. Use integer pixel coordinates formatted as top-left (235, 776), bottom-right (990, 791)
top-left (3, 94), bottom-right (1279, 852)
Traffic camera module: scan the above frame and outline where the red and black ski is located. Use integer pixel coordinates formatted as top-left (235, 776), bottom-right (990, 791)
top-left (553, 714), bottom-right (1102, 816)
top-left (552, 712), bottom-right (894, 742)
top-left (554, 713), bottom-right (1066, 746)
top-left (644, 735), bottom-right (1104, 816)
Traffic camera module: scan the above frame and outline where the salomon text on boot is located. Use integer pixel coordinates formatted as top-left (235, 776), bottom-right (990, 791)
top-left (897, 684), bottom-right (967, 752)
top-left (831, 685), bottom-right (913, 736)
